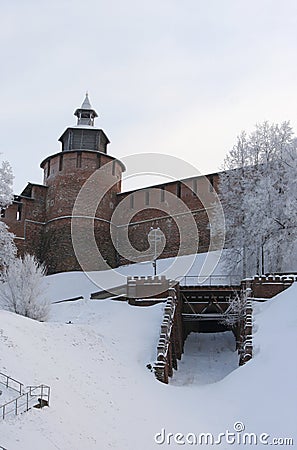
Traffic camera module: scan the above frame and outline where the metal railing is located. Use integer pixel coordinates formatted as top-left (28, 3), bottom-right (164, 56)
top-left (177, 274), bottom-right (241, 287)
top-left (0, 384), bottom-right (50, 421)
top-left (0, 372), bottom-right (24, 395)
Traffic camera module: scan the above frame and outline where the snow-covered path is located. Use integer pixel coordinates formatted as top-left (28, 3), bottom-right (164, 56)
top-left (171, 331), bottom-right (239, 386)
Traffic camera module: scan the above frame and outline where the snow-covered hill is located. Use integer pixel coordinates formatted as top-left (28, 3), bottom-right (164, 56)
top-left (0, 270), bottom-right (296, 449)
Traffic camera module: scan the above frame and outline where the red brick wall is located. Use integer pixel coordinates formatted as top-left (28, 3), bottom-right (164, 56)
top-left (115, 174), bottom-right (219, 264)
top-left (2, 186), bottom-right (47, 261)
top-left (2, 151), bottom-right (220, 274)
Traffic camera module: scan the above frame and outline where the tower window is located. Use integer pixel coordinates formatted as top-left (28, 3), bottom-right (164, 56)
top-left (16, 204), bottom-right (22, 221)
top-left (59, 155), bottom-right (63, 171)
top-left (193, 179), bottom-right (198, 195)
top-left (161, 186), bottom-right (165, 202)
top-left (145, 190), bottom-right (150, 205)
top-left (97, 154), bottom-right (101, 169)
top-left (130, 194), bottom-right (134, 209)
top-left (209, 176), bottom-right (214, 192)
top-left (112, 160), bottom-right (116, 176)
top-left (76, 152), bottom-right (82, 168)
top-left (177, 182), bottom-right (181, 198)
top-left (47, 161), bottom-right (50, 177)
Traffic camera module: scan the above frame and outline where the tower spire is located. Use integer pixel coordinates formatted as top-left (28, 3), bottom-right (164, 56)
top-left (74, 93), bottom-right (98, 126)
top-left (80, 92), bottom-right (92, 110)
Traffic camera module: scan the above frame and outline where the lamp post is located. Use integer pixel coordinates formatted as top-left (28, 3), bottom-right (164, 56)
top-left (148, 227), bottom-right (163, 276)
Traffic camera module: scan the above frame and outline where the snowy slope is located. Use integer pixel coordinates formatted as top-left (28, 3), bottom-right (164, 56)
top-left (0, 274), bottom-right (296, 449)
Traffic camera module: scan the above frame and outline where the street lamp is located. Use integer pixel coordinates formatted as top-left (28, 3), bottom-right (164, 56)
top-left (148, 227), bottom-right (163, 276)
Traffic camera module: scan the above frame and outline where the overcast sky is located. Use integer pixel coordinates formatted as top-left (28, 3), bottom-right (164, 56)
top-left (1, 0), bottom-right (297, 193)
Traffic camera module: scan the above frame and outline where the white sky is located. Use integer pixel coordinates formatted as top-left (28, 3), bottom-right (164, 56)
top-left (1, 0), bottom-right (297, 193)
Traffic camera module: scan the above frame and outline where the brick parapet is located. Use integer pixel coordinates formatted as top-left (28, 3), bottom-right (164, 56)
top-left (241, 274), bottom-right (296, 299)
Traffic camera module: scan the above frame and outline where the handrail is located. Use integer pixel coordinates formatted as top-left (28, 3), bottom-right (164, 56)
top-left (0, 372), bottom-right (24, 395)
top-left (0, 384), bottom-right (50, 421)
top-left (176, 274), bottom-right (241, 287)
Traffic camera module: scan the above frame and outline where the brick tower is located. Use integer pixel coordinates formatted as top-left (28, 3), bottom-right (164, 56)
top-left (39, 94), bottom-right (125, 273)
top-left (3, 94), bottom-right (125, 274)
top-left (2, 94), bottom-right (219, 275)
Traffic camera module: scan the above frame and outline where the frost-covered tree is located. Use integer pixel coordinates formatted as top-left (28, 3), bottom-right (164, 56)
top-left (0, 159), bottom-right (16, 271)
top-left (0, 222), bottom-right (17, 270)
top-left (219, 121), bottom-right (297, 276)
top-left (0, 254), bottom-right (50, 321)
top-left (0, 160), bottom-right (14, 207)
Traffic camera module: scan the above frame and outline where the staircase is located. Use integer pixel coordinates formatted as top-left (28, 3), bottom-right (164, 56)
top-left (0, 373), bottom-right (50, 421)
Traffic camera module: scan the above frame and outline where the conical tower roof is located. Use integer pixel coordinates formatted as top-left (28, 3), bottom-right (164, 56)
top-left (80, 92), bottom-right (93, 110)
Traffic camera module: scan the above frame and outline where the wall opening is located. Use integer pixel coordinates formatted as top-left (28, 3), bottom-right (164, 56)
top-left (193, 179), bottom-right (197, 195)
top-left (208, 175), bottom-right (214, 192)
top-left (16, 204), bottom-right (22, 221)
top-left (59, 154), bottom-right (63, 171)
top-left (76, 152), bottom-right (82, 168)
top-left (97, 154), bottom-right (101, 169)
top-left (171, 331), bottom-right (238, 386)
